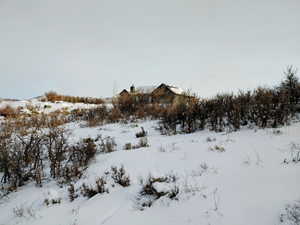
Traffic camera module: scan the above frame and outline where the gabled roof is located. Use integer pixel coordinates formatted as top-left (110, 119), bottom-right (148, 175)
top-left (136, 86), bottom-right (157, 94)
top-left (119, 89), bottom-right (129, 95)
top-left (167, 85), bottom-right (185, 95)
top-left (119, 83), bottom-right (186, 96)
top-left (156, 83), bottom-right (185, 95)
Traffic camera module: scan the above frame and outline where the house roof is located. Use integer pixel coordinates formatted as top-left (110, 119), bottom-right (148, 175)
top-left (119, 83), bottom-right (186, 96)
top-left (136, 86), bottom-right (157, 94)
top-left (167, 86), bottom-right (185, 95)
top-left (119, 89), bottom-right (129, 94)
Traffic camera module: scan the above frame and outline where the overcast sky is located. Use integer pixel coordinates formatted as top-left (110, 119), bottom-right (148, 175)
top-left (0, 0), bottom-right (299, 99)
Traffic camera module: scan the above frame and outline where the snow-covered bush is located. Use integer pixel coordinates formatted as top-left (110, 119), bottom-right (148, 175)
top-left (124, 138), bottom-right (149, 150)
top-left (136, 174), bottom-right (179, 210)
top-left (209, 145), bottom-right (225, 152)
top-left (61, 137), bottom-right (98, 183)
top-left (206, 137), bottom-right (216, 142)
top-left (0, 115), bottom-right (100, 189)
top-left (0, 120), bottom-right (45, 188)
top-left (13, 205), bottom-right (36, 219)
top-left (137, 137), bottom-right (149, 148)
top-left (283, 143), bottom-right (300, 164)
top-left (135, 127), bottom-right (147, 138)
top-left (80, 177), bottom-right (109, 199)
top-left (124, 142), bottom-right (132, 150)
top-left (280, 200), bottom-right (300, 225)
top-left (44, 189), bottom-right (62, 206)
top-left (99, 136), bottom-right (117, 153)
top-left (68, 184), bottom-right (78, 202)
top-left (110, 166), bottom-right (130, 187)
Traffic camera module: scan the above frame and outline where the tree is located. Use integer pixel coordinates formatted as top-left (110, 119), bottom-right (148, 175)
top-left (279, 66), bottom-right (300, 114)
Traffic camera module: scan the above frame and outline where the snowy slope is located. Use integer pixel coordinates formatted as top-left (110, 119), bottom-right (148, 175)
top-left (0, 120), bottom-right (300, 225)
top-left (0, 99), bottom-right (98, 114)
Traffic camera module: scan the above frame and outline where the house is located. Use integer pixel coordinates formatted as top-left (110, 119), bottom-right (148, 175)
top-left (119, 89), bottom-right (130, 98)
top-left (151, 83), bottom-right (186, 104)
top-left (118, 83), bottom-right (187, 104)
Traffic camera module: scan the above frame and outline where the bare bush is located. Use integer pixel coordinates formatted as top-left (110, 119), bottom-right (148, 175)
top-left (0, 113), bottom-right (101, 189)
top-left (13, 206), bottom-right (25, 218)
top-left (68, 183), bottom-right (78, 202)
top-left (62, 138), bottom-right (98, 183)
top-left (160, 67), bottom-right (299, 134)
top-left (280, 200), bottom-right (300, 225)
top-left (99, 136), bottom-right (117, 153)
top-left (13, 205), bottom-right (36, 219)
top-left (137, 137), bottom-right (149, 148)
top-left (44, 198), bottom-right (61, 206)
top-left (80, 177), bottom-right (109, 199)
top-left (206, 137), bottom-right (216, 142)
top-left (124, 143), bottom-right (132, 150)
top-left (209, 145), bottom-right (225, 152)
top-left (44, 126), bottom-right (69, 179)
top-left (44, 91), bottom-right (104, 104)
top-left (0, 119), bottom-right (45, 188)
top-left (136, 174), bottom-right (179, 209)
top-left (110, 166), bottom-right (130, 187)
top-left (283, 143), bottom-right (300, 164)
top-left (0, 105), bottom-right (21, 118)
top-left (136, 127), bottom-right (147, 138)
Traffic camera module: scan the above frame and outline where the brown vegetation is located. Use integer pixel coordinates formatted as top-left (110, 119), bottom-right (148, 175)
top-left (0, 105), bottom-right (21, 118)
top-left (44, 91), bottom-right (104, 104)
top-left (159, 66), bottom-right (300, 134)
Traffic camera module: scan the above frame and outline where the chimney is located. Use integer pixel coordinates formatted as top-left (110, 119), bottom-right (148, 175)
top-left (130, 84), bottom-right (135, 93)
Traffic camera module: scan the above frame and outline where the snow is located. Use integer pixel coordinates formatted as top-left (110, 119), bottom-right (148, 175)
top-left (0, 99), bottom-right (99, 114)
top-left (0, 110), bottom-right (300, 225)
top-left (168, 86), bottom-right (185, 95)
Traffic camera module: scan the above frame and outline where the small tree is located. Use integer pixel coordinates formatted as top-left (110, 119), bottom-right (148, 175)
top-left (279, 66), bottom-right (300, 115)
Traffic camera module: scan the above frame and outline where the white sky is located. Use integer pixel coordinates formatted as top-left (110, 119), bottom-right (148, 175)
top-left (0, 0), bottom-right (299, 99)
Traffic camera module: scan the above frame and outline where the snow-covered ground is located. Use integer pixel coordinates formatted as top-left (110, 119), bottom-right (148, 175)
top-left (0, 116), bottom-right (299, 225)
top-left (0, 99), bottom-right (98, 115)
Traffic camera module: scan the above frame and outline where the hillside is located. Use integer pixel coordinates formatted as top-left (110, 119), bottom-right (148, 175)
top-left (0, 114), bottom-right (299, 225)
top-left (0, 98), bottom-right (99, 116)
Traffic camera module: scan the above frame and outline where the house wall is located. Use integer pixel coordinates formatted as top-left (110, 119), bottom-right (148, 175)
top-left (151, 85), bottom-right (176, 104)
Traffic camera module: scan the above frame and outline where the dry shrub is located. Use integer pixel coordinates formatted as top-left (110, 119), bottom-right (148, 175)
top-left (68, 183), bottom-right (78, 202)
top-left (80, 177), bottom-right (109, 199)
top-left (209, 145), bottom-right (225, 152)
top-left (85, 106), bottom-right (108, 127)
top-left (124, 143), bottom-right (132, 150)
top-left (110, 166), bottom-right (130, 187)
top-left (137, 174), bottom-right (179, 209)
top-left (0, 119), bottom-right (45, 188)
top-left (107, 107), bottom-right (123, 123)
top-left (0, 105), bottom-right (20, 118)
top-left (62, 138), bottom-right (98, 183)
top-left (44, 198), bottom-right (61, 206)
top-left (99, 136), bottom-right (117, 153)
top-left (0, 115), bottom-right (98, 189)
top-left (136, 127), bottom-right (147, 138)
top-left (70, 105), bottom-right (123, 125)
top-left (280, 200), bottom-right (300, 225)
top-left (137, 137), bottom-right (149, 148)
top-left (25, 104), bottom-right (40, 115)
top-left (160, 67), bottom-right (300, 134)
top-left (123, 137), bottom-right (149, 150)
top-left (44, 91), bottom-right (104, 104)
